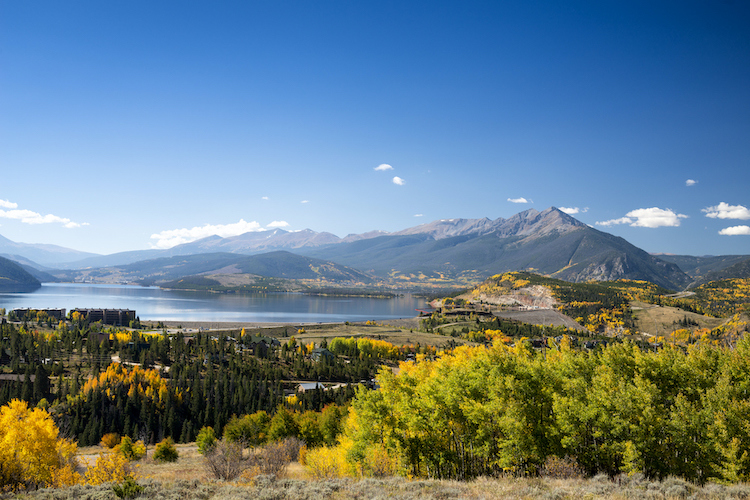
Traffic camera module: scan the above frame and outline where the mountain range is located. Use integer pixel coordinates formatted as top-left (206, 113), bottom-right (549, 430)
top-left (1, 207), bottom-right (748, 292)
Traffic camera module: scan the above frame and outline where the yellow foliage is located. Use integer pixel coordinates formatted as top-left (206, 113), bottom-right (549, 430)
top-left (286, 394), bottom-right (300, 406)
top-left (0, 400), bottom-right (79, 490)
top-left (85, 452), bottom-right (137, 485)
top-left (78, 363), bottom-right (179, 408)
top-left (114, 436), bottom-right (146, 461)
top-left (101, 432), bottom-right (121, 449)
top-left (304, 445), bottom-right (350, 478)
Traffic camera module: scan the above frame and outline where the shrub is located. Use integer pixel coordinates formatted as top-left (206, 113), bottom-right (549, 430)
top-left (224, 411), bottom-right (270, 446)
top-left (540, 455), bottom-right (585, 480)
top-left (153, 437), bottom-right (179, 463)
top-left (203, 439), bottom-right (245, 480)
top-left (305, 445), bottom-right (349, 479)
top-left (101, 433), bottom-right (121, 449)
top-left (115, 436), bottom-right (146, 461)
top-left (196, 426), bottom-right (216, 455)
top-left (112, 476), bottom-right (144, 499)
top-left (251, 438), bottom-right (304, 478)
top-left (85, 452), bottom-right (136, 485)
top-left (361, 444), bottom-right (399, 478)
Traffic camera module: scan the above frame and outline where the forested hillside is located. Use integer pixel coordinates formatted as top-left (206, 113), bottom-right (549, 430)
top-left (0, 255), bottom-right (41, 292)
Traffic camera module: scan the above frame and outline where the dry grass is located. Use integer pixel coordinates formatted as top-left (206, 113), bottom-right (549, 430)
top-left (54, 447), bottom-right (750, 500)
top-left (12, 473), bottom-right (750, 500)
top-left (290, 320), bottom-right (476, 349)
top-left (631, 301), bottom-right (725, 338)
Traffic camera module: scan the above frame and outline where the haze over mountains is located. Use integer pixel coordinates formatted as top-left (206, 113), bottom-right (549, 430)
top-left (1, 207), bottom-right (748, 292)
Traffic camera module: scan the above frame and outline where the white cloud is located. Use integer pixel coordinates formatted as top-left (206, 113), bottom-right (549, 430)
top-left (375, 164), bottom-right (394, 171)
top-left (719, 225), bottom-right (750, 236)
top-left (392, 176), bottom-right (405, 186)
top-left (702, 202), bottom-right (750, 220)
top-left (0, 207), bottom-right (87, 228)
top-left (262, 196), bottom-right (269, 200)
top-left (508, 197), bottom-right (528, 204)
top-left (267, 220), bottom-right (289, 228)
top-left (596, 216), bottom-right (633, 227)
top-left (686, 179), bottom-right (697, 187)
top-left (150, 219), bottom-right (263, 249)
top-left (628, 208), bottom-right (687, 228)
top-left (560, 207), bottom-right (588, 215)
top-left (0, 199), bottom-right (18, 209)
top-left (596, 207), bottom-right (688, 228)
top-left (414, 214), bottom-right (424, 217)
top-left (301, 200), bottom-right (309, 204)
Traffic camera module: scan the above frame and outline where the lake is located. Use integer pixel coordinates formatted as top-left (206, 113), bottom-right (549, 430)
top-left (0, 283), bottom-right (427, 324)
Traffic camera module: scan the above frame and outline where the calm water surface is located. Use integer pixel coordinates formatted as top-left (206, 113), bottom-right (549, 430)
top-left (0, 283), bottom-right (426, 323)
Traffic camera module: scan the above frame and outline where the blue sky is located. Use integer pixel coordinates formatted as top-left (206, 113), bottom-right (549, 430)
top-left (1, 0), bottom-right (749, 257)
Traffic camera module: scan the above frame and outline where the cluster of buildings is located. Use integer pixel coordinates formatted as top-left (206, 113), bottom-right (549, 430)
top-left (10, 308), bottom-right (136, 326)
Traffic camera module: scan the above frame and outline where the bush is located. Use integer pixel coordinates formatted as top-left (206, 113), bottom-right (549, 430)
top-left (115, 436), bottom-right (146, 461)
top-left (203, 439), bottom-right (245, 480)
top-left (101, 433), bottom-right (121, 449)
top-left (305, 445), bottom-right (349, 479)
top-left (85, 452), bottom-right (136, 485)
top-left (112, 476), bottom-right (144, 499)
top-left (196, 426), bottom-right (216, 455)
top-left (224, 411), bottom-right (270, 446)
top-left (251, 438), bottom-right (304, 478)
top-left (153, 437), bottom-right (178, 463)
top-left (541, 455), bottom-right (585, 480)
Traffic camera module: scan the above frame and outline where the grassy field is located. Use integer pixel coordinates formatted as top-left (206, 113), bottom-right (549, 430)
top-left (631, 301), bottom-right (726, 338)
top-left (287, 319), bottom-right (478, 349)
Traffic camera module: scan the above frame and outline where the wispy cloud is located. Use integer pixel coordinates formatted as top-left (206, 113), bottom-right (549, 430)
top-left (719, 225), bottom-right (750, 236)
top-left (686, 179), bottom-right (697, 187)
top-left (150, 219), bottom-right (263, 249)
top-left (702, 202), bottom-right (750, 220)
top-left (0, 201), bottom-right (88, 228)
top-left (301, 200), bottom-right (309, 204)
top-left (414, 214), bottom-right (424, 217)
top-left (597, 216), bottom-right (633, 227)
top-left (375, 164), bottom-right (393, 171)
top-left (261, 196), bottom-right (269, 200)
top-left (560, 207), bottom-right (588, 215)
top-left (508, 197), bottom-right (528, 204)
top-left (596, 207), bottom-right (688, 228)
top-left (267, 220), bottom-right (289, 228)
top-left (392, 176), bottom-right (405, 186)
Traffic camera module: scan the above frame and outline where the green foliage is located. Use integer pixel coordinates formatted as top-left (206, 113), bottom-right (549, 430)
top-left (341, 338), bottom-right (750, 483)
top-left (153, 437), bottom-right (178, 463)
top-left (223, 411), bottom-right (270, 446)
top-left (196, 426), bottom-right (216, 455)
top-left (112, 476), bottom-right (143, 499)
top-left (116, 436), bottom-right (146, 461)
top-left (665, 278), bottom-right (750, 317)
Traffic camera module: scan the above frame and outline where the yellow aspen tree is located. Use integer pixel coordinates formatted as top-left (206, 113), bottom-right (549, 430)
top-left (0, 399), bottom-right (80, 490)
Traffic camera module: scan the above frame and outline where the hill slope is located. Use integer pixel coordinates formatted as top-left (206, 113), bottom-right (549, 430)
top-left (0, 256), bottom-right (42, 292)
top-left (54, 251), bottom-right (375, 286)
top-left (0, 234), bottom-right (98, 267)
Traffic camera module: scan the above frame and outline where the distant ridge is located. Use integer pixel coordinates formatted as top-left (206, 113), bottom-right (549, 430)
top-left (0, 234), bottom-right (98, 267)
top-left (0, 255), bottom-right (41, 292)
top-left (300, 207), bottom-right (691, 290)
top-left (7, 207), bottom-right (748, 291)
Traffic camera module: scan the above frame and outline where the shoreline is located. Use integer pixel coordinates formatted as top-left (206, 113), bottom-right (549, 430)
top-left (143, 316), bottom-right (421, 332)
